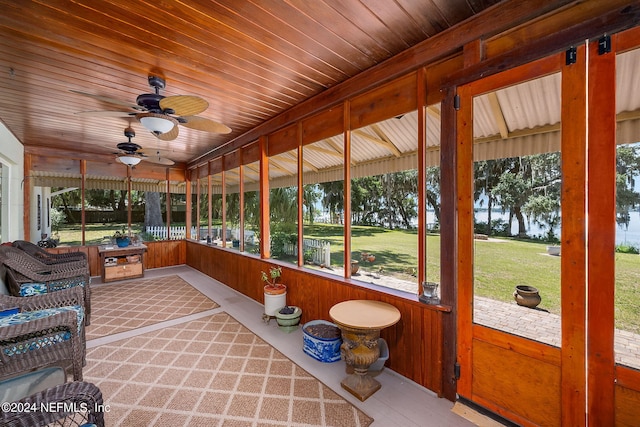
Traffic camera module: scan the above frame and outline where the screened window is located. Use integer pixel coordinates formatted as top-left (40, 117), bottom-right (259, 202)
top-left (269, 148), bottom-right (298, 264)
top-left (243, 161), bottom-right (260, 254)
top-left (225, 167), bottom-right (241, 250)
top-left (350, 112), bottom-right (418, 293)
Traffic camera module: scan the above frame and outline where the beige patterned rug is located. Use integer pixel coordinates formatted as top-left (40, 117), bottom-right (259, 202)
top-left (84, 313), bottom-right (373, 426)
top-left (86, 275), bottom-right (219, 340)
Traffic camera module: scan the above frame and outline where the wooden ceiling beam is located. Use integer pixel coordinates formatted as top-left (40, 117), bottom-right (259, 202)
top-left (370, 124), bottom-right (402, 157)
top-left (487, 92), bottom-right (510, 139)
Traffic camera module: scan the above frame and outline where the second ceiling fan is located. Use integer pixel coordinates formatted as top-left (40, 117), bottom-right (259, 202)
top-left (74, 75), bottom-right (231, 141)
top-left (114, 127), bottom-right (174, 167)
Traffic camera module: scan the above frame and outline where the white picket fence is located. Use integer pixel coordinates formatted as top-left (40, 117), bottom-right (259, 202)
top-left (283, 238), bottom-right (331, 267)
top-left (145, 226), bottom-right (197, 240)
top-left (145, 226), bottom-right (256, 243)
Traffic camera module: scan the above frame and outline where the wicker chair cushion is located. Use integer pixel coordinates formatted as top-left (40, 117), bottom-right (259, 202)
top-left (0, 307), bottom-right (19, 317)
top-left (0, 305), bottom-right (83, 332)
top-left (3, 330), bottom-right (73, 357)
top-left (16, 277), bottom-right (89, 298)
top-left (0, 306), bottom-right (84, 357)
top-left (18, 283), bottom-right (49, 297)
top-left (0, 366), bottom-right (65, 403)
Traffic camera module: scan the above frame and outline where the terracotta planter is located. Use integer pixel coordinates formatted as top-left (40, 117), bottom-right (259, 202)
top-left (351, 260), bottom-right (360, 275)
top-left (513, 285), bottom-right (541, 308)
top-left (263, 283), bottom-right (286, 295)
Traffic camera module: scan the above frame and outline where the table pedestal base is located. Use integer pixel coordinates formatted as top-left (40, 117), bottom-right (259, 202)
top-left (341, 367), bottom-right (381, 401)
top-left (338, 326), bottom-right (381, 401)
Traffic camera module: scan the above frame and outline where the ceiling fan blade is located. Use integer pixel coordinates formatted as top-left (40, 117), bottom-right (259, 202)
top-left (75, 110), bottom-right (136, 118)
top-left (70, 90), bottom-right (142, 110)
top-left (154, 124), bottom-right (179, 141)
top-left (160, 95), bottom-right (208, 116)
top-left (181, 116), bottom-right (232, 134)
top-left (143, 154), bottom-right (175, 166)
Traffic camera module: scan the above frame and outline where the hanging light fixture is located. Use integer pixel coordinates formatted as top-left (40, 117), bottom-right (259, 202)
top-left (136, 112), bottom-right (177, 135)
top-left (118, 155), bottom-right (142, 167)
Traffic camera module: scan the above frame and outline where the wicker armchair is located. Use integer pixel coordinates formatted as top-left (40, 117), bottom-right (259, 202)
top-left (0, 381), bottom-right (104, 427)
top-left (12, 240), bottom-right (87, 265)
top-left (0, 248), bottom-right (91, 325)
top-left (0, 246), bottom-right (88, 274)
top-left (0, 286), bottom-right (86, 381)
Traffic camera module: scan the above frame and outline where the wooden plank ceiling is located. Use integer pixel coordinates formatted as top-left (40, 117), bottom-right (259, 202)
top-left (0, 0), bottom-right (501, 167)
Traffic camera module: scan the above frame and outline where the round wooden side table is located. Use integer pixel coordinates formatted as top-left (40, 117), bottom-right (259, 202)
top-left (329, 299), bottom-right (401, 401)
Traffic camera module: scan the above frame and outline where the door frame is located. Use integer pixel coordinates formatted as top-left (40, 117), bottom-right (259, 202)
top-left (455, 49), bottom-right (587, 426)
top-left (455, 27), bottom-right (640, 425)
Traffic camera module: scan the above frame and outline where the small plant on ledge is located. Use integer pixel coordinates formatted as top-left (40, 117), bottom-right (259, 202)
top-left (113, 227), bottom-right (130, 247)
top-left (261, 265), bottom-right (286, 295)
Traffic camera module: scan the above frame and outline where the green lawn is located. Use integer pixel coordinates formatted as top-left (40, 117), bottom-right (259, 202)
top-left (56, 222), bottom-right (640, 333)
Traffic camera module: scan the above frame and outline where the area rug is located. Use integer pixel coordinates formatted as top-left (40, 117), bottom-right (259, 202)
top-left (86, 275), bottom-right (219, 340)
top-left (84, 312), bottom-right (373, 427)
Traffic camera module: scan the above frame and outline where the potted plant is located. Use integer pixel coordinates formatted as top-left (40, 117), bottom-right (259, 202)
top-left (261, 265), bottom-right (287, 320)
top-left (261, 266), bottom-right (286, 294)
top-left (113, 228), bottom-right (130, 247)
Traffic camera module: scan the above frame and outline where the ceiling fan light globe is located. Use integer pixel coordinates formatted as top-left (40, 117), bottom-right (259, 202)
top-left (119, 155), bottom-right (142, 166)
top-left (139, 114), bottom-right (176, 134)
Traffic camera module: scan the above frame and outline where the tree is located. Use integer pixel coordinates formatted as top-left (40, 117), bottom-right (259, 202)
top-left (244, 190), bottom-right (260, 232)
top-left (351, 176), bottom-right (382, 225)
top-left (303, 184), bottom-right (321, 223)
top-left (85, 189), bottom-right (127, 212)
top-left (493, 171), bottom-right (529, 236)
top-left (488, 153), bottom-right (561, 239)
top-left (522, 153), bottom-right (562, 241)
top-left (51, 187), bottom-right (82, 223)
top-left (616, 144), bottom-right (640, 230)
top-left (318, 181), bottom-right (344, 224)
top-left (474, 159), bottom-right (513, 236)
top-left (380, 171), bottom-right (418, 229)
top-left (269, 187), bottom-right (297, 229)
top-left (144, 192), bottom-right (164, 228)
top-left (425, 166), bottom-right (441, 225)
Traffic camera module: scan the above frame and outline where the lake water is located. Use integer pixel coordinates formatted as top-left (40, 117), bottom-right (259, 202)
top-left (427, 210), bottom-right (640, 246)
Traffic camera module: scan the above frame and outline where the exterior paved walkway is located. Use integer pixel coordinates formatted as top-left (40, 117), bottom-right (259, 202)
top-left (475, 297), bottom-right (639, 369)
top-left (329, 265), bottom-right (640, 370)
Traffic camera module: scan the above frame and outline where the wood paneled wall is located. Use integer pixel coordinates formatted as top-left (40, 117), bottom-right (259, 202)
top-left (616, 367), bottom-right (640, 426)
top-left (186, 241), bottom-right (448, 395)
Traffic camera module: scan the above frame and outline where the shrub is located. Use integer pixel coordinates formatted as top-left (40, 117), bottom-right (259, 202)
top-left (50, 208), bottom-right (66, 230)
top-left (615, 244), bottom-right (639, 254)
top-left (474, 219), bottom-right (510, 236)
top-left (140, 231), bottom-right (156, 242)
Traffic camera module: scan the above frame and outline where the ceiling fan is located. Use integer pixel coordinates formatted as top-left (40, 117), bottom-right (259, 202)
top-left (73, 75), bottom-right (231, 141)
top-left (114, 127), bottom-right (175, 167)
